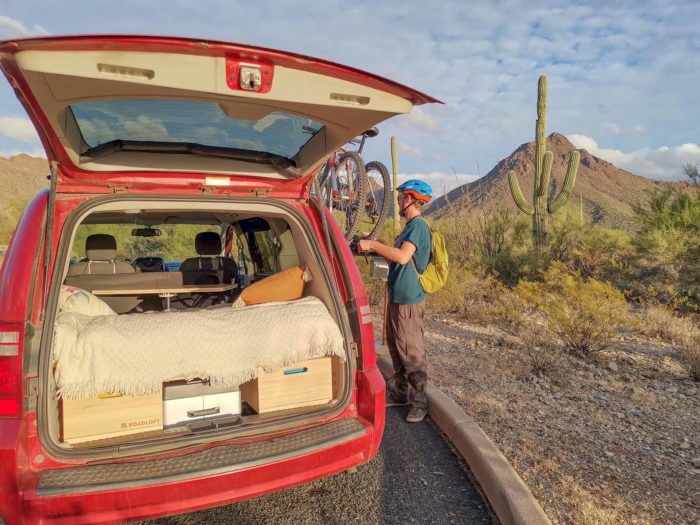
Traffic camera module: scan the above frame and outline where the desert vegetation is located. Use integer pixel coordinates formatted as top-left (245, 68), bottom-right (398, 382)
top-left (360, 178), bottom-right (698, 523)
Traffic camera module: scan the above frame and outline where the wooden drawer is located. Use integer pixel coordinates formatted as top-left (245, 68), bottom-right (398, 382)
top-left (241, 357), bottom-right (332, 413)
top-left (61, 389), bottom-right (162, 444)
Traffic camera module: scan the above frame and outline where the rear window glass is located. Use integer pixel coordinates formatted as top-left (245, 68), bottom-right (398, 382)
top-left (69, 223), bottom-right (219, 262)
top-left (70, 99), bottom-right (324, 159)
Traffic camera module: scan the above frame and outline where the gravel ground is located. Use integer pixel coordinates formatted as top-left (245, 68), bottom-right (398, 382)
top-left (420, 314), bottom-right (699, 525)
top-left (139, 407), bottom-right (491, 524)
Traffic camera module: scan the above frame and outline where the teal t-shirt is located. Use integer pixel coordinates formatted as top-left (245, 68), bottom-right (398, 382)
top-left (388, 217), bottom-right (431, 304)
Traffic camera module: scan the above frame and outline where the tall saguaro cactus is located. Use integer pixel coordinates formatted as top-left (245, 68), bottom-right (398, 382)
top-left (508, 75), bottom-right (580, 251)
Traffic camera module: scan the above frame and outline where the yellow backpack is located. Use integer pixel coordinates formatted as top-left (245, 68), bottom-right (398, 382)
top-left (411, 220), bottom-right (449, 294)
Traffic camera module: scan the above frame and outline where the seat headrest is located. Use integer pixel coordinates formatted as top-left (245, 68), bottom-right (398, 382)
top-left (195, 232), bottom-right (222, 256)
top-left (86, 234), bottom-right (117, 261)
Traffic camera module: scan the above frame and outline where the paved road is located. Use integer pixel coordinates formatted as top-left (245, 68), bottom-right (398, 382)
top-left (141, 407), bottom-right (492, 524)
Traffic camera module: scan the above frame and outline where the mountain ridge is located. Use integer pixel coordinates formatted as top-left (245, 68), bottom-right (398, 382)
top-left (427, 132), bottom-right (687, 231)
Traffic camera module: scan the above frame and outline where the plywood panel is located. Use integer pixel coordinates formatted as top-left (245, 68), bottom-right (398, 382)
top-left (61, 389), bottom-right (163, 444)
top-left (241, 357), bottom-right (332, 414)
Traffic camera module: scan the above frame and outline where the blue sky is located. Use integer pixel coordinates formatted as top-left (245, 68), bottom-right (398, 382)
top-left (0, 0), bottom-right (698, 194)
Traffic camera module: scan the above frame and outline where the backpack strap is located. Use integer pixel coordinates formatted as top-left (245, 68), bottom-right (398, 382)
top-left (409, 216), bottom-right (431, 276)
top-left (410, 257), bottom-right (422, 276)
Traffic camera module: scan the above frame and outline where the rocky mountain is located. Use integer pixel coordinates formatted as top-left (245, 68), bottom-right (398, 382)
top-left (0, 154), bottom-right (49, 244)
top-left (428, 133), bottom-right (681, 231)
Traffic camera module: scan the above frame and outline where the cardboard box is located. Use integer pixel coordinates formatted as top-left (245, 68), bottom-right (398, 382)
top-left (241, 357), bottom-right (332, 414)
top-left (61, 388), bottom-right (163, 444)
top-left (163, 380), bottom-right (241, 428)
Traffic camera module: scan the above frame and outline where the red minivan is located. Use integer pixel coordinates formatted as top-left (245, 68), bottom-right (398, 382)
top-left (0, 35), bottom-right (436, 524)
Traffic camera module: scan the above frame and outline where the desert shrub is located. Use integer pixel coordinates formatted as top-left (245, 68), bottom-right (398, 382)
top-left (515, 263), bottom-right (630, 359)
top-left (356, 256), bottom-right (386, 308)
top-left (433, 208), bottom-right (472, 266)
top-left (548, 210), bottom-right (632, 282)
top-left (425, 263), bottom-right (474, 315)
top-left (0, 197), bottom-right (29, 245)
top-left (427, 265), bottom-right (528, 328)
top-left (637, 304), bottom-right (700, 347)
top-left (434, 207), bottom-right (536, 283)
top-left (679, 338), bottom-right (700, 381)
top-left (519, 322), bottom-right (564, 375)
top-left (631, 188), bottom-right (700, 310)
top-left (637, 304), bottom-right (700, 380)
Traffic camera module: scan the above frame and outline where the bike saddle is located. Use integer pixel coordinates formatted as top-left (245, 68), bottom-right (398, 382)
top-left (362, 127), bottom-right (379, 138)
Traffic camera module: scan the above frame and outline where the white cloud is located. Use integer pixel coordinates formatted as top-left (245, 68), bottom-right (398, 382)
top-left (398, 171), bottom-right (479, 198)
top-left (122, 115), bottom-right (170, 141)
top-left (603, 122), bottom-right (621, 135)
top-left (398, 142), bottom-right (423, 157)
top-left (628, 124), bottom-right (646, 136)
top-left (393, 107), bottom-right (440, 135)
top-left (0, 147), bottom-right (46, 158)
top-left (603, 122), bottom-right (646, 137)
top-left (567, 134), bottom-right (700, 181)
top-left (0, 116), bottom-right (40, 143)
top-left (0, 16), bottom-right (48, 38)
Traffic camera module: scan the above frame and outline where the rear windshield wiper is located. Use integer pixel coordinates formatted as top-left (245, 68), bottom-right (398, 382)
top-left (80, 140), bottom-right (300, 176)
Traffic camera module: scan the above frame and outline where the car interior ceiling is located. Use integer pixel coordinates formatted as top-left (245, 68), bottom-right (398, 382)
top-left (63, 210), bottom-right (297, 313)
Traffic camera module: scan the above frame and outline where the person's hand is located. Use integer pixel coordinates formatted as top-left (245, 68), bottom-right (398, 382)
top-left (358, 239), bottom-right (373, 253)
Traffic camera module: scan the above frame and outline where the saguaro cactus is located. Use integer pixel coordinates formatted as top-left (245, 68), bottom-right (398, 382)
top-left (508, 75), bottom-right (580, 251)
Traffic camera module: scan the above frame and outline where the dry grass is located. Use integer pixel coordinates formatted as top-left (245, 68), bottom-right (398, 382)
top-left (592, 410), bottom-right (612, 427)
top-left (427, 265), bottom-right (528, 329)
top-left (678, 342), bottom-right (700, 381)
top-left (518, 322), bottom-right (564, 376)
top-left (562, 477), bottom-right (628, 525)
top-left (637, 305), bottom-right (700, 380)
top-left (638, 304), bottom-right (699, 346)
top-left (629, 388), bottom-right (657, 404)
top-left (510, 443), bottom-right (634, 524)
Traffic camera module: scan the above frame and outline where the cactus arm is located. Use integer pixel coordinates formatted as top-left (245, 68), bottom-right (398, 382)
top-left (548, 150), bottom-right (580, 213)
top-left (538, 151), bottom-right (553, 197)
top-left (508, 170), bottom-right (534, 215)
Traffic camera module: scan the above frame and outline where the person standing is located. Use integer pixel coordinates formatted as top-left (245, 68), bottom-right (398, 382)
top-left (358, 179), bottom-right (432, 423)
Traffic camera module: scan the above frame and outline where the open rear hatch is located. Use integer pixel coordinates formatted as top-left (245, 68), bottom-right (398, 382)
top-left (42, 196), bottom-right (358, 459)
top-left (0, 35), bottom-right (438, 196)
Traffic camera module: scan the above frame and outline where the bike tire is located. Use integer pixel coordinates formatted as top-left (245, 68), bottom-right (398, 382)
top-left (316, 160), bottom-right (333, 208)
top-left (335, 151), bottom-right (367, 242)
top-left (362, 160), bottom-right (392, 239)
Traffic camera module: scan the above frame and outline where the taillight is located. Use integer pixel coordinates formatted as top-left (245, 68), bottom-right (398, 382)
top-left (0, 325), bottom-right (22, 417)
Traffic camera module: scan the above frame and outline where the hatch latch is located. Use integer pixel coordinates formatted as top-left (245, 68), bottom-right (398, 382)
top-left (25, 376), bottom-right (39, 411)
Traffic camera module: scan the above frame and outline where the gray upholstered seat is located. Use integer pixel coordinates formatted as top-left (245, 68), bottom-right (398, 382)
top-left (67, 234), bottom-right (135, 276)
top-left (179, 232), bottom-right (238, 285)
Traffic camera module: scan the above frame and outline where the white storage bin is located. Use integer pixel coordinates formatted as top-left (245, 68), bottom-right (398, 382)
top-left (163, 380), bottom-right (241, 427)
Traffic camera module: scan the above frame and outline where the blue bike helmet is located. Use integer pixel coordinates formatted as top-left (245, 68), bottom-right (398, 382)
top-left (397, 179), bottom-right (433, 203)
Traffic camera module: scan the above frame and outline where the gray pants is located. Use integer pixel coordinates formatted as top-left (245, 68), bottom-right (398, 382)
top-left (386, 301), bottom-right (427, 410)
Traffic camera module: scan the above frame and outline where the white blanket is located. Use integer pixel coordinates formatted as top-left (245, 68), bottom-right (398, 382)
top-left (53, 297), bottom-right (345, 399)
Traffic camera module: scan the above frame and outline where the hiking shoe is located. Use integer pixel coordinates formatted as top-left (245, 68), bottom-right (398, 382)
top-left (386, 393), bottom-right (410, 408)
top-left (405, 407), bottom-right (428, 423)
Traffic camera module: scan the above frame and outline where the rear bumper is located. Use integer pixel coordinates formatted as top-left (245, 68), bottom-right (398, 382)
top-left (17, 417), bottom-right (376, 525)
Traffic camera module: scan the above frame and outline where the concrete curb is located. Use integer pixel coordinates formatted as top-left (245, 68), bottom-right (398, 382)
top-left (376, 348), bottom-right (551, 525)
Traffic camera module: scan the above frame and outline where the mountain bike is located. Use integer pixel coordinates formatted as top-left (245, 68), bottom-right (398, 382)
top-left (316, 128), bottom-right (392, 241)
top-left (316, 150), bottom-right (367, 242)
top-left (352, 128), bottom-right (391, 240)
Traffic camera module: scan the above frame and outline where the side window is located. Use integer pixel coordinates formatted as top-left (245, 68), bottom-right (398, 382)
top-left (234, 218), bottom-right (282, 276)
top-left (252, 230), bottom-right (277, 274)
